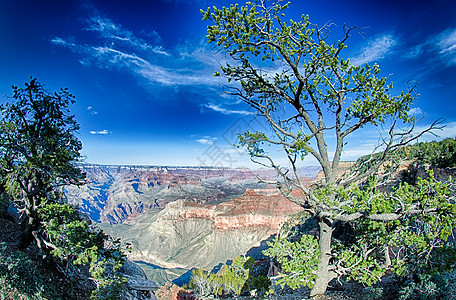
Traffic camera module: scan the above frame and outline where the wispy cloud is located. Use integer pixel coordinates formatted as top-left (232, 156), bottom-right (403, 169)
top-left (404, 28), bottom-right (456, 66)
top-left (87, 106), bottom-right (99, 115)
top-left (51, 37), bottom-right (77, 47)
top-left (196, 137), bottom-right (216, 145)
top-left (435, 28), bottom-right (456, 65)
top-left (351, 34), bottom-right (397, 66)
top-left (203, 103), bottom-right (253, 116)
top-left (408, 107), bottom-right (423, 116)
top-left (85, 15), bottom-right (170, 56)
top-left (51, 14), bottom-right (218, 87)
top-left (90, 129), bottom-right (110, 135)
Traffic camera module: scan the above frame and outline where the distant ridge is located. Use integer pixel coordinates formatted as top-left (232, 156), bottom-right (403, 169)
top-left (75, 162), bottom-right (322, 176)
top-left (77, 162), bottom-right (241, 170)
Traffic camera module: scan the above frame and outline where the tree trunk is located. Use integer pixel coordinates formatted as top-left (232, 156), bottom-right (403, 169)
top-left (16, 203), bottom-right (40, 251)
top-left (16, 226), bottom-right (35, 250)
top-left (310, 218), bottom-right (336, 297)
top-left (383, 245), bottom-right (391, 268)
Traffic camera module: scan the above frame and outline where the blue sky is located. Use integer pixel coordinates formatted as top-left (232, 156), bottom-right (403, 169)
top-left (0, 0), bottom-right (455, 167)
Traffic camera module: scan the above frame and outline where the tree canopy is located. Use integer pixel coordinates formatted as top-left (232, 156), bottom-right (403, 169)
top-left (0, 78), bottom-right (126, 298)
top-left (405, 138), bottom-right (456, 168)
top-left (0, 78), bottom-right (83, 249)
top-left (202, 0), bottom-right (454, 296)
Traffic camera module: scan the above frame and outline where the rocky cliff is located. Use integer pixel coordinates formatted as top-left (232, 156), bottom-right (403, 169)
top-left (100, 189), bottom-right (304, 275)
top-left (65, 164), bottom-right (319, 224)
top-left (64, 164), bottom-right (320, 284)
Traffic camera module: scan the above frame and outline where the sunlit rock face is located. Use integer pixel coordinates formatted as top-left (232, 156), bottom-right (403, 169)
top-left (214, 189), bottom-right (304, 231)
top-left (65, 164), bottom-right (320, 282)
top-left (101, 189), bottom-right (304, 270)
top-left (64, 165), bottom-right (262, 223)
top-left (65, 164), bottom-right (320, 224)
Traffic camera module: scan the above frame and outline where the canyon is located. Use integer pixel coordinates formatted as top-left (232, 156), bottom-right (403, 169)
top-left (64, 164), bottom-right (321, 283)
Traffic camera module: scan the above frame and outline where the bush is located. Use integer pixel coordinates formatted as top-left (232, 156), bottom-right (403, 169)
top-left (356, 286), bottom-right (383, 300)
top-left (249, 275), bottom-right (272, 298)
top-left (398, 272), bottom-right (456, 300)
top-left (263, 234), bottom-right (320, 290)
top-left (404, 138), bottom-right (456, 168)
top-left (0, 242), bottom-right (59, 300)
top-left (189, 256), bottom-right (272, 298)
top-left (38, 203), bottom-right (126, 299)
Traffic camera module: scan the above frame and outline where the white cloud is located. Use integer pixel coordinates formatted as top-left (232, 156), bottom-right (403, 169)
top-left (52, 38), bottom-right (217, 86)
top-left (87, 106), bottom-right (99, 115)
top-left (403, 44), bottom-right (425, 59)
top-left (408, 107), bottom-right (423, 116)
top-left (51, 14), bottom-right (218, 88)
top-left (435, 28), bottom-right (456, 65)
top-left (351, 34), bottom-right (397, 66)
top-left (51, 37), bottom-right (76, 47)
top-left (195, 135), bottom-right (218, 145)
top-left (203, 103), bottom-right (253, 116)
top-left (196, 138), bottom-right (215, 145)
top-left (86, 15), bottom-right (170, 56)
top-left (178, 44), bottom-right (225, 68)
top-left (437, 29), bottom-right (456, 54)
top-left (90, 130), bottom-right (110, 135)
top-left (403, 28), bottom-right (456, 66)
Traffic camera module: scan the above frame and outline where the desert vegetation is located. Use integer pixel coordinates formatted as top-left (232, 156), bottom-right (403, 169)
top-left (199, 0), bottom-right (456, 298)
top-left (190, 256), bottom-right (272, 298)
top-left (187, 139), bottom-right (456, 299)
top-left (0, 78), bottom-right (128, 299)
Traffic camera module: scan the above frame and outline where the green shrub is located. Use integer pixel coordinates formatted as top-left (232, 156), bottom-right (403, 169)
top-left (405, 138), bottom-right (456, 168)
top-left (249, 275), bottom-right (272, 297)
top-left (190, 256), bottom-right (272, 298)
top-left (356, 286), bottom-right (383, 300)
top-left (263, 234), bottom-right (320, 289)
top-left (398, 273), bottom-right (451, 300)
top-left (38, 202), bottom-right (126, 299)
top-left (0, 242), bottom-right (59, 300)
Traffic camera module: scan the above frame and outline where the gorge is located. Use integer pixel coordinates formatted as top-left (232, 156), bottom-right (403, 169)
top-left (64, 164), bottom-right (321, 283)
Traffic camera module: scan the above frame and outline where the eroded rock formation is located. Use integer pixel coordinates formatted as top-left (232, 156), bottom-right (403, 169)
top-left (65, 164), bottom-right (320, 283)
top-left (65, 164), bottom-right (319, 224)
top-left (101, 189), bottom-right (304, 272)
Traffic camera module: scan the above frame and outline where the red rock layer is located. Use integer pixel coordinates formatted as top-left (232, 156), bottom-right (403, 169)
top-left (158, 189), bottom-right (304, 234)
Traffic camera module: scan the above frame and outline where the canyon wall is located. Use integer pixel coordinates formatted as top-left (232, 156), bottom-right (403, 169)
top-left (65, 164), bottom-right (319, 224)
top-left (100, 189), bottom-right (304, 271)
top-left (65, 164), bottom-right (320, 283)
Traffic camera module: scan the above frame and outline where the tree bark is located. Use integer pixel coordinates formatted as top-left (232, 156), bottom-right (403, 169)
top-left (383, 245), bottom-right (391, 268)
top-left (16, 202), bottom-right (40, 251)
top-left (16, 226), bottom-right (35, 250)
top-left (310, 218), bottom-right (336, 297)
